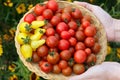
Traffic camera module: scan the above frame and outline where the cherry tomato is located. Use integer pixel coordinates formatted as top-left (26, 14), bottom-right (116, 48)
top-left (73, 64), bottom-right (85, 74)
top-left (50, 16), bottom-right (61, 26)
top-left (78, 25), bottom-right (84, 31)
top-left (34, 4), bottom-right (46, 15)
top-left (69, 37), bottom-right (77, 46)
top-left (85, 48), bottom-right (91, 56)
top-left (69, 47), bottom-right (75, 56)
top-left (75, 30), bottom-right (86, 41)
top-left (43, 9), bottom-right (53, 19)
top-left (60, 31), bottom-right (71, 40)
top-left (86, 54), bottom-right (96, 65)
top-left (58, 39), bottom-right (70, 50)
top-left (56, 22), bottom-right (69, 34)
top-left (53, 64), bottom-right (61, 74)
top-left (68, 29), bottom-right (75, 37)
top-left (82, 20), bottom-right (90, 29)
top-left (47, 0), bottom-right (58, 11)
top-left (40, 61), bottom-right (53, 73)
top-left (49, 47), bottom-right (58, 52)
top-left (60, 50), bottom-right (71, 61)
top-left (68, 58), bottom-right (75, 67)
top-left (71, 8), bottom-right (82, 19)
top-left (46, 28), bottom-right (55, 36)
top-left (55, 13), bottom-right (62, 18)
top-left (91, 43), bottom-right (101, 54)
top-left (68, 20), bottom-right (77, 30)
top-left (46, 36), bottom-right (58, 48)
top-left (75, 42), bottom-right (86, 50)
top-left (84, 26), bottom-right (96, 37)
top-left (62, 66), bottom-right (72, 76)
top-left (41, 35), bottom-right (47, 40)
top-left (62, 6), bottom-right (72, 13)
top-left (47, 51), bottom-right (60, 64)
top-left (74, 50), bottom-right (87, 63)
top-left (84, 37), bottom-right (95, 47)
top-left (32, 51), bottom-right (40, 63)
top-left (24, 13), bottom-right (35, 23)
top-left (37, 45), bottom-right (48, 57)
top-left (81, 15), bottom-right (91, 22)
top-left (39, 60), bottom-right (46, 66)
top-left (59, 60), bottom-right (68, 69)
top-left (55, 33), bottom-right (60, 40)
top-left (36, 16), bottom-right (44, 21)
top-left (61, 12), bottom-right (71, 23)
top-left (43, 22), bottom-right (53, 30)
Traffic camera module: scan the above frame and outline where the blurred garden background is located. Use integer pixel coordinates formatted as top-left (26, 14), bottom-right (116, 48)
top-left (0, 0), bottom-right (120, 80)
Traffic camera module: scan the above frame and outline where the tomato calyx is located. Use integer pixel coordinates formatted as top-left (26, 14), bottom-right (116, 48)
top-left (49, 51), bottom-right (55, 56)
top-left (68, 58), bottom-right (74, 67)
top-left (21, 36), bottom-right (31, 44)
top-left (76, 20), bottom-right (81, 27)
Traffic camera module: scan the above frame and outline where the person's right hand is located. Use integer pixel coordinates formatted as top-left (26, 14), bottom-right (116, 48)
top-left (74, 1), bottom-right (115, 42)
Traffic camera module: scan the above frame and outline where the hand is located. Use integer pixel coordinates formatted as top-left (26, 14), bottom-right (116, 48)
top-left (73, 1), bottom-right (114, 42)
top-left (69, 62), bottom-right (120, 80)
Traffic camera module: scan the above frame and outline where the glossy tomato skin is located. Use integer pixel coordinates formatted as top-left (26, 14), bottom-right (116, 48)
top-left (43, 9), bottom-right (53, 19)
top-left (62, 6), bottom-right (72, 13)
top-left (60, 50), bottom-right (71, 61)
top-left (69, 37), bottom-right (77, 46)
top-left (71, 8), bottom-right (82, 19)
top-left (32, 51), bottom-right (41, 63)
top-left (68, 29), bottom-right (75, 37)
top-left (85, 48), bottom-right (91, 56)
top-left (81, 15), bottom-right (91, 22)
top-left (47, 52), bottom-right (60, 64)
top-left (40, 61), bottom-right (53, 73)
top-left (62, 66), bottom-right (72, 76)
top-left (74, 50), bottom-right (87, 64)
top-left (84, 37), bottom-right (95, 47)
top-left (60, 31), bottom-right (71, 40)
top-left (47, 0), bottom-right (58, 11)
top-left (84, 26), bottom-right (96, 37)
top-left (24, 13), bottom-right (35, 23)
top-left (46, 28), bottom-right (55, 36)
top-left (50, 16), bottom-right (61, 26)
top-left (68, 20), bottom-right (77, 30)
top-left (34, 4), bottom-right (46, 15)
top-left (53, 64), bottom-right (61, 74)
top-left (75, 42), bottom-right (86, 50)
top-left (82, 20), bottom-right (90, 29)
top-left (43, 22), bottom-right (53, 30)
top-left (73, 64), bottom-right (85, 74)
top-left (58, 39), bottom-right (70, 50)
top-left (61, 12), bottom-right (71, 23)
top-left (37, 45), bottom-right (48, 57)
top-left (36, 16), bottom-right (45, 21)
top-left (59, 60), bottom-right (68, 69)
top-left (46, 36), bottom-right (58, 48)
top-left (86, 54), bottom-right (96, 65)
top-left (56, 22), bottom-right (69, 34)
top-left (91, 43), bottom-right (101, 54)
top-left (75, 30), bottom-right (86, 41)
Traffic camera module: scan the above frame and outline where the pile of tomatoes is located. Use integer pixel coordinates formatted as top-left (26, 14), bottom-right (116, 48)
top-left (23, 0), bottom-right (101, 76)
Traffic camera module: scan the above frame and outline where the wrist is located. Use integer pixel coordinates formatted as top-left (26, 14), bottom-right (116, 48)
top-left (113, 19), bottom-right (120, 42)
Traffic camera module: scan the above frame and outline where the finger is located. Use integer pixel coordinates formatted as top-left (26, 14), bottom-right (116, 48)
top-left (73, 1), bottom-right (93, 11)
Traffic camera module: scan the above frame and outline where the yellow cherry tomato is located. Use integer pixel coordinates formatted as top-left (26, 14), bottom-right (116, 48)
top-left (30, 20), bottom-right (45, 29)
top-left (19, 22), bottom-right (31, 33)
top-left (20, 44), bottom-right (33, 62)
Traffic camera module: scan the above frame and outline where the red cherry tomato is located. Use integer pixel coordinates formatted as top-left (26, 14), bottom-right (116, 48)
top-left (62, 66), bottom-right (72, 76)
top-left (68, 29), bottom-right (75, 37)
top-left (91, 43), bottom-right (101, 54)
top-left (84, 37), bottom-right (95, 47)
top-left (50, 16), bottom-right (61, 26)
top-left (75, 30), bottom-right (86, 41)
top-left (82, 20), bottom-right (90, 29)
top-left (84, 26), bottom-right (96, 37)
top-left (43, 22), bottom-right (53, 30)
top-left (59, 60), bottom-right (68, 69)
top-left (71, 8), bottom-right (82, 19)
top-left (60, 31), bottom-right (71, 40)
top-left (75, 42), bottom-right (86, 50)
top-left (56, 22), bottom-right (69, 34)
top-left (81, 15), bottom-right (91, 22)
top-left (58, 39), bottom-right (70, 50)
top-left (46, 28), bottom-right (55, 36)
top-left (24, 13), bottom-right (35, 23)
top-left (37, 45), bottom-right (48, 57)
top-left (69, 37), bottom-right (77, 46)
top-left (47, 0), bottom-right (58, 11)
top-left (73, 64), bottom-right (85, 74)
top-left (68, 20), bottom-right (77, 30)
top-left (36, 16), bottom-right (44, 21)
top-left (85, 48), bottom-right (91, 56)
top-left (40, 61), bottom-right (53, 73)
top-left (62, 6), bottom-right (72, 13)
top-left (61, 12), bottom-right (71, 23)
top-left (42, 9), bottom-right (53, 19)
top-left (34, 4), bottom-right (46, 15)
top-left (60, 50), bottom-right (71, 61)
top-left (53, 64), bottom-right (61, 74)
top-left (74, 50), bottom-right (87, 64)
top-left (47, 51), bottom-right (60, 64)
top-left (46, 36), bottom-right (58, 48)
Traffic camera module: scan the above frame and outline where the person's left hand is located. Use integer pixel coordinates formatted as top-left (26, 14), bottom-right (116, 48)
top-left (69, 62), bottom-right (120, 80)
